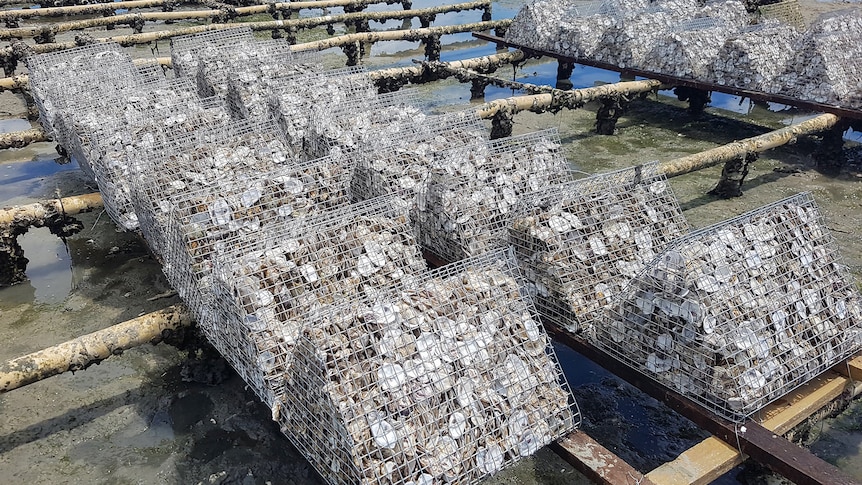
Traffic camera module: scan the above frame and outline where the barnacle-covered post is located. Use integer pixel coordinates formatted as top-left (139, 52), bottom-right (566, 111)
top-left (0, 127), bottom-right (48, 149)
top-left (709, 152), bottom-right (758, 198)
top-left (812, 118), bottom-right (851, 175)
top-left (595, 94), bottom-right (630, 135)
top-left (674, 86), bottom-right (711, 116)
top-left (556, 61), bottom-right (574, 90)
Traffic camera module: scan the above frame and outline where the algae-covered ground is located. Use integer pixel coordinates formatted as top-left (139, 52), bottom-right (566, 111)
top-left (2, 0), bottom-right (862, 484)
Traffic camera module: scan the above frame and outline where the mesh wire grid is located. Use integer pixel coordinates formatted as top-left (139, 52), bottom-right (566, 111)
top-left (195, 38), bottom-right (301, 100)
top-left (348, 110), bottom-right (489, 207)
top-left (596, 192), bottom-right (862, 422)
top-left (415, 129), bottom-right (574, 264)
top-left (695, 0), bottom-right (751, 30)
top-left (25, 43), bottom-right (139, 140)
top-left (759, 0), bottom-right (806, 31)
top-left (160, 152), bottom-right (354, 322)
top-left (268, 66), bottom-right (377, 157)
top-left (806, 7), bottom-right (862, 35)
top-left (709, 21), bottom-right (800, 92)
top-left (592, 9), bottom-right (681, 68)
top-left (307, 89), bottom-right (425, 160)
top-left (170, 27), bottom-right (254, 78)
top-left (777, 29), bottom-right (862, 106)
top-left (278, 248), bottom-right (579, 485)
top-left (508, 162), bottom-right (690, 337)
top-left (133, 118), bottom-right (294, 257)
top-left (226, 49), bottom-right (324, 123)
top-left (206, 195), bottom-right (428, 408)
top-left (556, 7), bottom-right (620, 59)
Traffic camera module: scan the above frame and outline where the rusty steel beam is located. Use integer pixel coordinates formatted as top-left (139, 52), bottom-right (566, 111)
top-left (552, 431), bottom-right (657, 485)
top-left (547, 327), bottom-right (861, 485)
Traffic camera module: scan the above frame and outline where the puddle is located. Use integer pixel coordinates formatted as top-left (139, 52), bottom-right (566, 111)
top-left (11, 227), bottom-right (73, 306)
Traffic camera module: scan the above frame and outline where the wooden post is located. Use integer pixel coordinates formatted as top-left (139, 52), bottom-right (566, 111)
top-left (0, 127), bottom-right (49, 149)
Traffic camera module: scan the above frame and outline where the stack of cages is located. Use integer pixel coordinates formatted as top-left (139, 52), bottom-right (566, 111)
top-left (709, 20), bottom-right (801, 93)
top-left (306, 89), bottom-right (425, 160)
top-left (279, 248), bottom-right (579, 485)
top-left (508, 162), bottom-right (690, 336)
top-left (133, 118), bottom-right (296, 262)
top-left (170, 27), bottom-right (254, 78)
top-left (64, 77), bottom-right (213, 231)
top-left (641, 17), bottom-right (741, 79)
top-left (268, 66), bottom-right (378, 158)
top-left (227, 48), bottom-right (324, 123)
top-left (758, 0), bottom-right (806, 31)
top-left (777, 9), bottom-right (862, 106)
top-left (415, 129), bottom-right (573, 264)
top-left (597, 193), bottom-right (862, 421)
top-left (25, 43), bottom-right (139, 146)
top-left (505, 0), bottom-right (585, 52)
top-left (196, 38), bottom-right (304, 100)
top-left (159, 148), bottom-right (354, 327)
top-left (554, 1), bottom-right (624, 60)
top-left (592, 4), bottom-right (683, 69)
top-left (348, 110), bottom-right (489, 208)
top-left (207, 196), bottom-right (428, 409)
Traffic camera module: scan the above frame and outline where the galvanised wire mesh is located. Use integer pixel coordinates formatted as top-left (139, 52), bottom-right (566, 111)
top-left (170, 27), bottom-right (254, 78)
top-left (806, 7), bottom-right (862, 35)
top-left (777, 29), bottom-right (862, 106)
top-left (592, 8), bottom-right (681, 68)
top-left (25, 43), bottom-right (139, 141)
top-left (348, 110), bottom-right (489, 207)
top-left (696, 0), bottom-right (751, 30)
top-left (160, 153), bottom-right (354, 322)
top-left (555, 4), bottom-right (620, 59)
top-left (709, 21), bottom-right (800, 93)
top-left (505, 0), bottom-right (583, 53)
top-left (278, 248), bottom-right (579, 485)
top-left (640, 18), bottom-right (739, 79)
top-left (269, 66), bottom-right (378, 157)
top-left (759, 0), bottom-right (806, 31)
top-left (227, 49), bottom-right (323, 123)
top-left (415, 129), bottom-right (573, 263)
top-left (207, 196), bottom-right (427, 409)
top-left (597, 192), bottom-right (862, 422)
top-left (195, 38), bottom-right (301, 100)
top-left (307, 89), bottom-right (424, 160)
top-left (508, 162), bottom-right (690, 336)
top-left (133, 119), bottom-right (294, 258)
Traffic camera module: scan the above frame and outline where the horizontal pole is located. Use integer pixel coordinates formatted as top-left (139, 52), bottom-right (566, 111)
top-left (0, 127), bottom-right (49, 149)
top-left (658, 113), bottom-right (840, 178)
top-left (0, 304), bottom-right (193, 393)
top-left (0, 192), bottom-right (103, 226)
top-left (0, 1), bottom-right (490, 42)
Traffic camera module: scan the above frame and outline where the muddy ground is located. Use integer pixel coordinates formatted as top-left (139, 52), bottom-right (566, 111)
top-left (2, 0), bottom-right (862, 484)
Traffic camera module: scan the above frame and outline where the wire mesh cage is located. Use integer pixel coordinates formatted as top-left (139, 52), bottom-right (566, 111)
top-left (277, 248), bottom-right (579, 485)
top-left (640, 17), bottom-right (739, 78)
top-left (806, 7), bottom-right (862, 35)
top-left (226, 49), bottom-right (324, 123)
top-left (505, 0), bottom-right (582, 53)
top-left (709, 21), bottom-right (800, 93)
top-left (206, 196), bottom-right (428, 408)
top-left (25, 43), bottom-right (139, 140)
top-left (696, 0), bottom-right (751, 30)
top-left (160, 152), bottom-right (354, 321)
top-left (268, 66), bottom-right (377, 157)
top-left (555, 5), bottom-right (620, 59)
top-left (596, 192), bottom-right (862, 422)
top-left (593, 9), bottom-right (680, 68)
top-left (170, 27), bottom-right (254, 78)
top-left (758, 0), bottom-right (806, 31)
top-left (508, 163), bottom-right (690, 336)
top-left (306, 89), bottom-right (425, 160)
top-left (777, 29), bottom-right (862, 106)
top-left (348, 110), bottom-right (489, 207)
top-left (133, 118), bottom-right (294, 257)
top-left (415, 129), bottom-right (574, 264)
top-left (195, 38), bottom-right (302, 100)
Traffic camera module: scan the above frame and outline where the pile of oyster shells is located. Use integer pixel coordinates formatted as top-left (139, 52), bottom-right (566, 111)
top-left (415, 129), bottom-right (573, 263)
top-left (508, 163), bottom-right (690, 335)
top-left (169, 27), bottom-right (254, 78)
top-left (597, 193), bottom-right (862, 421)
top-left (507, 0), bottom-right (862, 108)
top-left (195, 39), bottom-right (302, 100)
top-left (709, 21), bottom-right (800, 93)
top-left (208, 197), bottom-right (428, 407)
top-left (279, 252), bottom-right (577, 485)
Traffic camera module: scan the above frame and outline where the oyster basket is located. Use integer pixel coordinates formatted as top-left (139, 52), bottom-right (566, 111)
top-left (195, 38), bottom-right (299, 100)
top-left (556, 4), bottom-right (620, 59)
top-left (597, 192), bottom-right (862, 422)
top-left (709, 21), bottom-right (800, 92)
top-left (508, 162), bottom-right (690, 336)
top-left (25, 43), bottom-right (138, 142)
top-left (133, 118), bottom-right (294, 258)
top-left (226, 49), bottom-right (324, 123)
top-left (206, 195), bottom-right (427, 408)
top-left (278, 248), bottom-right (580, 485)
top-left (160, 153), bottom-right (354, 321)
top-left (170, 27), bottom-right (254, 78)
top-left (641, 17), bottom-right (737, 79)
top-left (592, 9), bottom-right (678, 69)
top-left (348, 109), bottom-right (489, 206)
top-left (778, 29), bottom-right (862, 106)
top-left (415, 128), bottom-right (573, 263)
top-left (306, 89), bottom-right (425, 160)
top-left (695, 0), bottom-right (750, 30)
top-left (758, 0), bottom-right (806, 31)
